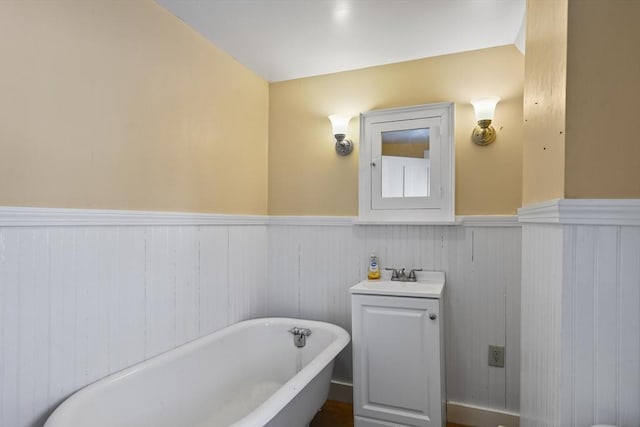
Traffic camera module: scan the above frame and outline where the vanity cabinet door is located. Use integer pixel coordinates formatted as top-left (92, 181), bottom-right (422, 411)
top-left (352, 294), bottom-right (443, 427)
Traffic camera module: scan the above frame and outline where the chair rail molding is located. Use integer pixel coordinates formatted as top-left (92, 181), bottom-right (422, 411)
top-left (456, 215), bottom-right (520, 227)
top-left (0, 207), bottom-right (520, 228)
top-left (518, 198), bottom-right (640, 226)
top-left (268, 215), bottom-right (355, 227)
top-left (0, 206), bottom-right (268, 227)
top-left (270, 215), bottom-right (520, 227)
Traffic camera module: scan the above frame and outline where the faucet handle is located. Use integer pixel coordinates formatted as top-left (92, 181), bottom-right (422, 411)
top-left (407, 268), bottom-right (423, 281)
top-left (385, 268), bottom-right (400, 280)
top-left (289, 327), bottom-right (311, 336)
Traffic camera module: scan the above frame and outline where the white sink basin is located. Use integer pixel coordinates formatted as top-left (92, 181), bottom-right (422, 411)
top-left (350, 271), bottom-right (444, 299)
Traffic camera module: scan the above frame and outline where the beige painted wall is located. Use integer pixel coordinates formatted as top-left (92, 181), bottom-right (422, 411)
top-left (269, 46), bottom-right (524, 216)
top-left (522, 0), bottom-right (568, 205)
top-left (0, 0), bottom-right (269, 214)
top-left (565, 0), bottom-right (640, 198)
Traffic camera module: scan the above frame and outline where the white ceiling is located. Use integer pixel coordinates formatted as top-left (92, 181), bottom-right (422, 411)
top-left (156, 0), bottom-right (526, 82)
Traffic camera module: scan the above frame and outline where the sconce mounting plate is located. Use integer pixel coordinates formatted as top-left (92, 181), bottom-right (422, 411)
top-left (336, 140), bottom-right (353, 156)
top-left (471, 120), bottom-right (496, 146)
top-left (335, 134), bottom-right (353, 156)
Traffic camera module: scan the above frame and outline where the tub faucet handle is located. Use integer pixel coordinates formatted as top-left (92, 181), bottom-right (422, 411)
top-left (289, 327), bottom-right (311, 336)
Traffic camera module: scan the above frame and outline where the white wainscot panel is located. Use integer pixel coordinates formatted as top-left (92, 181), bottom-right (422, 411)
top-left (198, 226), bottom-right (230, 336)
top-left (0, 222), bottom-right (267, 427)
top-left (267, 222), bottom-right (522, 413)
top-left (561, 225), bottom-right (640, 427)
top-left (228, 226), bottom-right (269, 323)
top-left (0, 209), bottom-right (519, 426)
top-left (520, 224), bottom-right (564, 427)
top-left (520, 222), bottom-right (640, 427)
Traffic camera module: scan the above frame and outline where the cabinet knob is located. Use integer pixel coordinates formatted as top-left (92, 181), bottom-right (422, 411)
top-left (429, 313), bottom-right (437, 320)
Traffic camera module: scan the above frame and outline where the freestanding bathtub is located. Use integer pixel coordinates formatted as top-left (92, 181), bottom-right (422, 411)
top-left (44, 318), bottom-right (350, 427)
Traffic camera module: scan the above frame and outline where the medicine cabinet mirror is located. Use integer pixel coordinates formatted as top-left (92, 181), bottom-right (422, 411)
top-left (359, 102), bottom-right (455, 223)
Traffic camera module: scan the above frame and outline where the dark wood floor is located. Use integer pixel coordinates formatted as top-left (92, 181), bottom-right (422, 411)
top-left (310, 400), bottom-right (468, 427)
top-left (310, 400), bottom-right (354, 427)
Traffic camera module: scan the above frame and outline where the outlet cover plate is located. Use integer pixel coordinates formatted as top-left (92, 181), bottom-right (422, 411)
top-left (489, 345), bottom-right (505, 367)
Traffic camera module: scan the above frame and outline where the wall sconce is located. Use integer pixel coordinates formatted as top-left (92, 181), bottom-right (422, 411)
top-left (328, 114), bottom-right (353, 156)
top-left (470, 96), bottom-right (500, 146)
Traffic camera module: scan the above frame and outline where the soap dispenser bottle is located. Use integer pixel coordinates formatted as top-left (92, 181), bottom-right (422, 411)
top-left (367, 253), bottom-right (380, 280)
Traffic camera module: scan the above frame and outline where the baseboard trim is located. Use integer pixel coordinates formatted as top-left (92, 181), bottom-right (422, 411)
top-left (328, 380), bottom-right (353, 403)
top-left (447, 401), bottom-right (520, 427)
top-left (327, 383), bottom-right (520, 427)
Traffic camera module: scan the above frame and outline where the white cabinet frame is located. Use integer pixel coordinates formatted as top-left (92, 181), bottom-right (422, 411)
top-left (359, 103), bottom-right (455, 223)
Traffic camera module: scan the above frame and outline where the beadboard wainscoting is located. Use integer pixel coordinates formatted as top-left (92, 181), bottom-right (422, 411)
top-left (563, 224), bottom-right (640, 427)
top-left (0, 209), bottom-right (268, 427)
top-left (1, 208), bottom-right (523, 427)
top-left (267, 218), bottom-right (522, 414)
top-left (520, 223), bottom-right (564, 427)
top-left (519, 200), bottom-right (640, 427)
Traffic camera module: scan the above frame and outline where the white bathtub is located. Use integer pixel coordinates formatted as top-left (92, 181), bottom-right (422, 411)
top-left (44, 318), bottom-right (350, 427)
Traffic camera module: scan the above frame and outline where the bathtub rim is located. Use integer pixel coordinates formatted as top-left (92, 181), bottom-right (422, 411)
top-left (44, 317), bottom-right (350, 427)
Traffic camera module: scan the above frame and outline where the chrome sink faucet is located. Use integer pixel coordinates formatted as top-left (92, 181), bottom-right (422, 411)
top-left (385, 268), bottom-right (423, 282)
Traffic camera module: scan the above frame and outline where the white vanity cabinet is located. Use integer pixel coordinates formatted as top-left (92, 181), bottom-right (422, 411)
top-left (350, 274), bottom-right (445, 427)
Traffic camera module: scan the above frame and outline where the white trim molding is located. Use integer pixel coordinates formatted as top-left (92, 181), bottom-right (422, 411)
top-left (268, 215), bottom-right (355, 227)
top-left (0, 207), bottom-right (520, 228)
top-left (279, 215), bottom-right (519, 227)
top-left (270, 215), bottom-right (521, 227)
top-left (0, 206), bottom-right (268, 227)
top-left (328, 380), bottom-right (354, 403)
top-left (446, 402), bottom-right (519, 427)
top-left (327, 384), bottom-right (522, 427)
top-left (518, 198), bottom-right (640, 226)
top-left (457, 215), bottom-right (520, 227)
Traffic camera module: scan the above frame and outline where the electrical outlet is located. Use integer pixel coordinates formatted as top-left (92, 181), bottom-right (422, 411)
top-left (488, 345), bottom-right (505, 367)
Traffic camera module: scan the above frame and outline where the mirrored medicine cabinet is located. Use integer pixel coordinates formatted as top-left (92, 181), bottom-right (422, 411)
top-left (359, 102), bottom-right (455, 223)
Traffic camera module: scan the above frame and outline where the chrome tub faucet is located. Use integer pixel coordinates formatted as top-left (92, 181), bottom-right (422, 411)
top-left (289, 327), bottom-right (312, 348)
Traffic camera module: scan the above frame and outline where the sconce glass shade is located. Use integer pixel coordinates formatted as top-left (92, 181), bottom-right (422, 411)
top-left (328, 114), bottom-right (353, 156)
top-left (471, 96), bottom-right (500, 121)
top-left (328, 115), bottom-right (351, 135)
top-left (470, 97), bottom-right (500, 146)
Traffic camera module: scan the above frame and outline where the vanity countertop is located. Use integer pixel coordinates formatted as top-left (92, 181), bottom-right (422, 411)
top-left (350, 271), bottom-right (444, 299)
